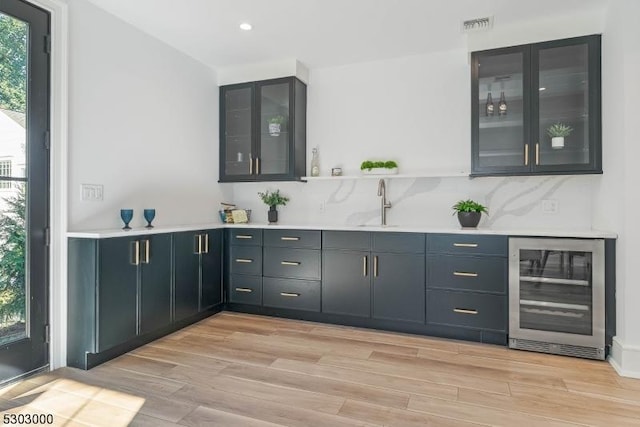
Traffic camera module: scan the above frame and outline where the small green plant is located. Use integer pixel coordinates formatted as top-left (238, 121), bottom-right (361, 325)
top-left (360, 160), bottom-right (398, 171)
top-left (268, 115), bottom-right (285, 125)
top-left (546, 122), bottom-right (573, 138)
top-left (452, 199), bottom-right (488, 215)
top-left (258, 189), bottom-right (289, 207)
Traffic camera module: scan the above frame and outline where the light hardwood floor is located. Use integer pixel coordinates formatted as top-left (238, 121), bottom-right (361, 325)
top-left (1, 312), bottom-right (639, 426)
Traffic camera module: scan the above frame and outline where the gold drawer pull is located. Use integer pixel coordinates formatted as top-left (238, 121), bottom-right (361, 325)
top-left (453, 271), bottom-right (478, 277)
top-left (235, 288), bottom-right (253, 293)
top-left (453, 243), bottom-right (478, 248)
top-left (235, 235), bottom-right (253, 239)
top-left (235, 258), bottom-right (253, 263)
top-left (280, 236), bottom-right (300, 241)
top-left (454, 308), bottom-right (478, 315)
top-left (280, 292), bottom-right (300, 297)
top-left (281, 261), bottom-right (301, 266)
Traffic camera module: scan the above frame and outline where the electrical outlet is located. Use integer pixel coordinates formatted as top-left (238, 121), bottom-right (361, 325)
top-left (319, 202), bottom-right (326, 213)
top-left (541, 199), bottom-right (558, 214)
top-left (81, 184), bottom-right (104, 201)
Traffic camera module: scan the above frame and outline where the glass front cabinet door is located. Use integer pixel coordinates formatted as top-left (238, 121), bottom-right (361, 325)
top-left (220, 77), bottom-right (307, 182)
top-left (471, 35), bottom-right (601, 176)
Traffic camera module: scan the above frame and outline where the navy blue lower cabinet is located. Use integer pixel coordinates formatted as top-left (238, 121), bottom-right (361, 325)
top-left (139, 234), bottom-right (173, 334)
top-left (229, 274), bottom-right (262, 305)
top-left (201, 229), bottom-right (223, 309)
top-left (263, 277), bottom-right (321, 312)
top-left (372, 253), bottom-right (425, 323)
top-left (427, 289), bottom-right (506, 332)
top-left (322, 250), bottom-right (371, 318)
top-left (174, 232), bottom-right (202, 321)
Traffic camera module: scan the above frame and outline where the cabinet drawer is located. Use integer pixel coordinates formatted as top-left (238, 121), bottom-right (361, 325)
top-left (229, 275), bottom-right (262, 305)
top-left (323, 231), bottom-right (370, 250)
top-left (263, 277), bottom-right (320, 312)
top-left (427, 290), bottom-right (506, 331)
top-left (428, 234), bottom-right (507, 257)
top-left (427, 255), bottom-right (506, 293)
top-left (229, 246), bottom-right (262, 276)
top-left (264, 229), bottom-right (321, 249)
top-left (372, 232), bottom-right (425, 254)
top-left (229, 228), bottom-right (263, 246)
top-left (263, 247), bottom-right (321, 280)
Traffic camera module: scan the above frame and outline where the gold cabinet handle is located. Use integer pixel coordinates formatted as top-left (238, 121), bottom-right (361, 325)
top-left (280, 292), bottom-right (300, 297)
top-left (281, 261), bottom-right (301, 266)
top-left (453, 271), bottom-right (478, 277)
top-left (235, 235), bottom-right (253, 240)
top-left (204, 233), bottom-right (209, 254)
top-left (280, 236), bottom-right (300, 241)
top-left (194, 234), bottom-right (202, 254)
top-left (535, 143), bottom-right (540, 165)
top-left (235, 258), bottom-right (253, 263)
top-left (235, 287), bottom-right (253, 293)
top-left (453, 243), bottom-right (478, 248)
top-left (249, 156), bottom-right (253, 174)
top-left (142, 239), bottom-right (150, 264)
top-left (131, 241), bottom-right (140, 265)
top-left (374, 255), bottom-right (379, 277)
top-left (454, 308), bottom-right (478, 315)
top-left (256, 157), bottom-right (260, 174)
top-left (363, 256), bottom-right (368, 277)
top-left (524, 143), bottom-right (529, 166)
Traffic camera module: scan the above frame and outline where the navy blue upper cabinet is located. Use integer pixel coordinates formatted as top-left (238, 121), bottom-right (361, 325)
top-left (471, 35), bottom-right (601, 177)
top-left (220, 77), bottom-right (307, 182)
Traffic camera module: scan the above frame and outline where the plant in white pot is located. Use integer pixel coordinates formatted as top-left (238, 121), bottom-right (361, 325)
top-left (546, 122), bottom-right (573, 149)
top-left (360, 160), bottom-right (398, 175)
top-left (452, 199), bottom-right (488, 228)
top-left (268, 115), bottom-right (285, 137)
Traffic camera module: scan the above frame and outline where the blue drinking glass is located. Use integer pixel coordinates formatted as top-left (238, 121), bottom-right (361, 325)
top-left (143, 209), bottom-right (156, 228)
top-left (120, 209), bottom-right (133, 230)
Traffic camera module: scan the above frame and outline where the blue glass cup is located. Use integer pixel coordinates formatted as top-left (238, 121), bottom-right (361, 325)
top-left (143, 209), bottom-right (156, 228)
top-left (120, 209), bottom-right (133, 230)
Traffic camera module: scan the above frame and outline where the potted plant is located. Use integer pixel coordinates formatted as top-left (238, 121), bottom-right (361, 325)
top-left (258, 189), bottom-right (290, 223)
top-left (360, 160), bottom-right (398, 175)
top-left (546, 122), bottom-right (573, 149)
top-left (268, 115), bottom-right (285, 136)
top-left (452, 199), bottom-right (488, 228)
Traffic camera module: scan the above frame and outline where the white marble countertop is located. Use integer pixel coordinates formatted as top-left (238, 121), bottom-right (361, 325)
top-left (67, 222), bottom-right (618, 239)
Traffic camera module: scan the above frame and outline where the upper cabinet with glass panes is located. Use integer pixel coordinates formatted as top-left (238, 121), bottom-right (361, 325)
top-left (471, 35), bottom-right (601, 177)
top-left (219, 77), bottom-right (307, 182)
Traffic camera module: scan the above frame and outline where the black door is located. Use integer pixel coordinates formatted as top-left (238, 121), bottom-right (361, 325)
top-left (372, 253), bottom-right (425, 323)
top-left (139, 234), bottom-right (172, 334)
top-left (201, 230), bottom-right (222, 309)
top-left (97, 238), bottom-right (137, 352)
top-left (0, 0), bottom-right (49, 384)
top-left (322, 250), bottom-right (370, 317)
top-left (174, 231), bottom-right (200, 320)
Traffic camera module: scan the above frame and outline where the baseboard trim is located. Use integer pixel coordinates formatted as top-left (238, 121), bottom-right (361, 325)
top-left (609, 337), bottom-right (640, 378)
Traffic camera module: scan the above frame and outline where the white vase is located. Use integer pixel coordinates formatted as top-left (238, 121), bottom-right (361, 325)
top-left (269, 123), bottom-right (281, 136)
top-left (551, 136), bottom-right (565, 149)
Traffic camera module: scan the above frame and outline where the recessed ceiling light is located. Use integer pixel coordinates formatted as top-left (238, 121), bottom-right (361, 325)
top-left (539, 87), bottom-right (546, 91)
top-left (239, 23), bottom-right (252, 31)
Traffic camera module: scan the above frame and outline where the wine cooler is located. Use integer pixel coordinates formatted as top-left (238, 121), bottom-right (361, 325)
top-left (509, 238), bottom-right (605, 360)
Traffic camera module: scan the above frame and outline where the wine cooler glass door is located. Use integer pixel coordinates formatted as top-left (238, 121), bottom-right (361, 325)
top-left (509, 238), bottom-right (605, 349)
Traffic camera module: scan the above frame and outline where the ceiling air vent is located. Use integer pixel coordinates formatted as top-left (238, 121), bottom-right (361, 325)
top-left (462, 16), bottom-right (494, 33)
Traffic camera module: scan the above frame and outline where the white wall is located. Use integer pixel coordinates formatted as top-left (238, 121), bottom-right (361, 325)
top-left (67, 1), bottom-right (227, 231)
top-left (595, 0), bottom-right (640, 377)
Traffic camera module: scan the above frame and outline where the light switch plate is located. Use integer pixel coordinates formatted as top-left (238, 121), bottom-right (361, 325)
top-left (81, 184), bottom-right (103, 201)
top-left (541, 199), bottom-right (558, 214)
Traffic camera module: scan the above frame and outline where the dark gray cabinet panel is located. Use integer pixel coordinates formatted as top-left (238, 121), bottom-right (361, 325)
top-left (201, 230), bottom-right (223, 309)
top-left (323, 231), bottom-right (370, 250)
top-left (229, 245), bottom-right (262, 276)
top-left (263, 229), bottom-right (321, 249)
top-left (428, 234), bottom-right (507, 257)
top-left (322, 250), bottom-right (370, 317)
top-left (263, 247), bottom-right (321, 280)
top-left (427, 289), bottom-right (506, 331)
top-left (97, 237), bottom-right (138, 352)
top-left (427, 255), bottom-right (507, 294)
top-left (373, 253), bottom-right (425, 323)
top-left (229, 274), bottom-right (262, 305)
top-left (139, 234), bottom-right (172, 334)
top-left (372, 232), bottom-right (425, 254)
top-left (230, 228), bottom-right (262, 245)
top-left (174, 232), bottom-right (201, 321)
top-left (263, 277), bottom-right (321, 312)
